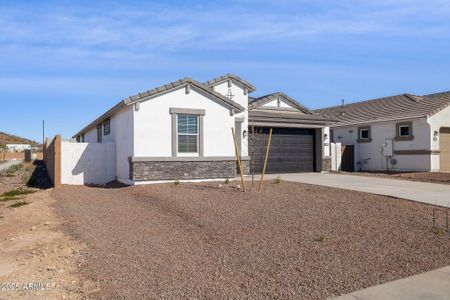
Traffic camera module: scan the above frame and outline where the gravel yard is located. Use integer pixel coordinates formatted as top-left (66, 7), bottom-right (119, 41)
top-left (53, 181), bottom-right (450, 299)
top-left (338, 171), bottom-right (450, 185)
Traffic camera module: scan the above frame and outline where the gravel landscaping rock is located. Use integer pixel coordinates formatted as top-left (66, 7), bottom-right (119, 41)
top-left (53, 181), bottom-right (450, 299)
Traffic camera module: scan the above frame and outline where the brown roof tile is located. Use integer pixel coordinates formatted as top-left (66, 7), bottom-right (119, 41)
top-left (314, 91), bottom-right (450, 126)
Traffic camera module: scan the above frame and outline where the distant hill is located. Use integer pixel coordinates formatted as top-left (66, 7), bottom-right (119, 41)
top-left (0, 132), bottom-right (40, 149)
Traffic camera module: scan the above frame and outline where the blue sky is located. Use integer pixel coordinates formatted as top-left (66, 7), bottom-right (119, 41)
top-left (1, 0), bottom-right (450, 142)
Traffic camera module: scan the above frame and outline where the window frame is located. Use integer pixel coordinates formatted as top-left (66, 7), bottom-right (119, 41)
top-left (357, 126), bottom-right (372, 143)
top-left (97, 124), bottom-right (102, 143)
top-left (177, 114), bottom-right (199, 154)
top-left (170, 107), bottom-right (205, 157)
top-left (395, 121), bottom-right (414, 141)
top-left (103, 118), bottom-right (111, 136)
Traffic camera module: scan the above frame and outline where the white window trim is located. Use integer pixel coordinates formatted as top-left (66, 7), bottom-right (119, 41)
top-left (359, 128), bottom-right (369, 139)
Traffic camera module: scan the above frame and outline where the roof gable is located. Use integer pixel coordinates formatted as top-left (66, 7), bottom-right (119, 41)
top-left (248, 92), bottom-right (313, 114)
top-left (73, 77), bottom-right (245, 138)
top-left (124, 77), bottom-right (244, 111)
top-left (204, 73), bottom-right (256, 93)
top-left (315, 91), bottom-right (450, 126)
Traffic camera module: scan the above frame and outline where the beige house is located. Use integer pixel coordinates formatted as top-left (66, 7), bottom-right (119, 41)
top-left (316, 91), bottom-right (450, 172)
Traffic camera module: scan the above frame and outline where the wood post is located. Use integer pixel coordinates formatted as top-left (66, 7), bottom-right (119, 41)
top-left (232, 127), bottom-right (246, 192)
top-left (259, 128), bottom-right (273, 192)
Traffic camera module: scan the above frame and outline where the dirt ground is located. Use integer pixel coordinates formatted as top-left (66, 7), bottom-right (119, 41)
top-left (0, 161), bottom-right (94, 299)
top-left (338, 171), bottom-right (450, 185)
top-left (53, 180), bottom-right (450, 299)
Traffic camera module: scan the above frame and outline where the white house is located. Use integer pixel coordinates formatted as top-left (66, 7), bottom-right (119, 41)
top-left (72, 74), bottom-right (334, 185)
top-left (6, 144), bottom-right (31, 152)
top-left (316, 92), bottom-right (450, 172)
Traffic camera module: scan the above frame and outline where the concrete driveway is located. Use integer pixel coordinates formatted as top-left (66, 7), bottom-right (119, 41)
top-left (264, 173), bottom-right (450, 207)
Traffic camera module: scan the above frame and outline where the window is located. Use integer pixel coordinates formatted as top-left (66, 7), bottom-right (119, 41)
top-left (399, 125), bottom-right (410, 137)
top-left (360, 129), bottom-right (369, 139)
top-left (396, 122), bottom-right (413, 140)
top-left (357, 126), bottom-right (372, 143)
top-left (97, 124), bottom-right (102, 143)
top-left (103, 119), bottom-right (111, 136)
top-left (177, 114), bottom-right (198, 153)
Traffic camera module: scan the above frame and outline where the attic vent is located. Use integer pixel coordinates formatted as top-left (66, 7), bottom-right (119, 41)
top-left (404, 93), bottom-right (422, 102)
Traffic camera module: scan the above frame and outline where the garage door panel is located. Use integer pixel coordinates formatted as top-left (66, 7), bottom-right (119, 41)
top-left (249, 127), bottom-right (315, 173)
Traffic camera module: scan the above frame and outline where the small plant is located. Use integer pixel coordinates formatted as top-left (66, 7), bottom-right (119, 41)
top-left (174, 179), bottom-right (180, 186)
top-left (314, 235), bottom-right (325, 242)
top-left (0, 196), bottom-right (23, 202)
top-left (2, 189), bottom-right (36, 197)
top-left (273, 176), bottom-right (281, 184)
top-left (8, 201), bottom-right (29, 208)
top-left (224, 178), bottom-right (230, 184)
top-left (433, 227), bottom-right (445, 236)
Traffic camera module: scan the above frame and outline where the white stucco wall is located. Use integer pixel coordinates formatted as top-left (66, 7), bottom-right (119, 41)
top-left (102, 107), bottom-right (134, 181)
top-left (213, 81), bottom-right (249, 156)
top-left (428, 105), bottom-right (450, 171)
top-left (83, 127), bottom-right (97, 143)
top-left (213, 81), bottom-right (248, 109)
top-left (61, 141), bottom-right (115, 185)
top-left (133, 85), bottom-right (247, 158)
top-left (323, 127), bottom-right (330, 157)
top-left (331, 118), bottom-right (432, 171)
top-left (78, 106), bottom-right (134, 182)
top-left (261, 98), bottom-right (295, 109)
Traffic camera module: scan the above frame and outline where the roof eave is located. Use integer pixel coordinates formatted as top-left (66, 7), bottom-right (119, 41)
top-left (125, 79), bottom-right (245, 112)
top-left (205, 74), bottom-right (256, 92)
top-left (72, 101), bottom-right (126, 138)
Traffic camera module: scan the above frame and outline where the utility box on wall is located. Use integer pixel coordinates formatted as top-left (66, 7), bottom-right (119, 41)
top-left (383, 139), bottom-right (393, 157)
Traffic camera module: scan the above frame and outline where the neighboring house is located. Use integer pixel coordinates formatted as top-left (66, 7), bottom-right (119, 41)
top-left (315, 92), bottom-right (450, 172)
top-left (6, 144), bottom-right (31, 152)
top-left (73, 74), bottom-right (334, 185)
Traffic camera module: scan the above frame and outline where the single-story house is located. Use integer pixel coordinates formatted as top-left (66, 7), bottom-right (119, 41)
top-left (73, 74), bottom-right (334, 185)
top-left (315, 91), bottom-right (450, 172)
top-left (6, 144), bottom-right (31, 152)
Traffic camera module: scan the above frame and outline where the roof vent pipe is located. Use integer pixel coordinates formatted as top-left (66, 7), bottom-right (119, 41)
top-left (340, 99), bottom-right (345, 115)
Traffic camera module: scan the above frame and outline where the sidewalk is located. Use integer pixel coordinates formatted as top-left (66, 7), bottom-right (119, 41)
top-left (331, 266), bottom-right (450, 300)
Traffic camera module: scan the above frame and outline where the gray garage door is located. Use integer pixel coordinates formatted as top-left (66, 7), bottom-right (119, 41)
top-left (249, 127), bottom-right (315, 173)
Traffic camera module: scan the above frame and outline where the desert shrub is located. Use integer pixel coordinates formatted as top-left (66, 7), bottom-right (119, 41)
top-left (273, 176), bottom-right (281, 184)
top-left (2, 188), bottom-right (35, 197)
top-left (8, 201), bottom-right (29, 208)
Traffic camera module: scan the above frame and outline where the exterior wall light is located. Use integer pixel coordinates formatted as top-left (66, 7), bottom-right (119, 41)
top-left (324, 133), bottom-right (328, 140)
top-left (433, 130), bottom-right (439, 141)
top-left (243, 130), bottom-right (247, 138)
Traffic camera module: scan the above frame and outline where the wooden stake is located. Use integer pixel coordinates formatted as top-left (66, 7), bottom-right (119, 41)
top-left (259, 128), bottom-right (273, 192)
top-left (231, 127), bottom-right (246, 192)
